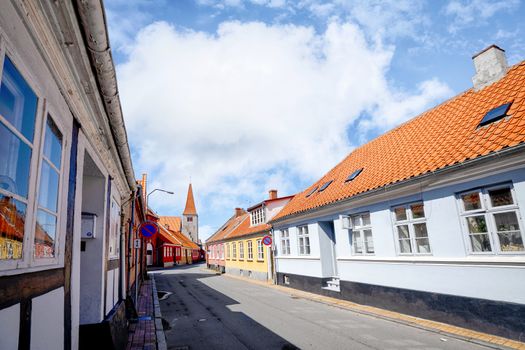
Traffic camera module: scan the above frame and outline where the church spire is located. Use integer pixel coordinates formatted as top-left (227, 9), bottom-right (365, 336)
top-left (183, 183), bottom-right (197, 216)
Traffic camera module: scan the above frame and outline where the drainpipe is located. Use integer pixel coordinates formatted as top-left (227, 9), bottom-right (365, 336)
top-left (74, 0), bottom-right (137, 192)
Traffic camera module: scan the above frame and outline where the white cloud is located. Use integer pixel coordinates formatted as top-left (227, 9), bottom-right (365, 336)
top-left (117, 19), bottom-right (451, 219)
top-left (445, 0), bottom-right (520, 33)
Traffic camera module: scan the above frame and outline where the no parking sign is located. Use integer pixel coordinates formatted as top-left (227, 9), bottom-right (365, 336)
top-left (139, 221), bottom-right (158, 238)
top-left (262, 235), bottom-right (272, 246)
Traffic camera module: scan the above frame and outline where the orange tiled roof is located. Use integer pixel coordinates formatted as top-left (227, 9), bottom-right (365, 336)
top-left (183, 183), bottom-right (197, 215)
top-left (159, 216), bottom-right (182, 232)
top-left (274, 61), bottom-right (525, 221)
top-left (158, 224), bottom-right (183, 245)
top-left (206, 212), bottom-right (247, 243)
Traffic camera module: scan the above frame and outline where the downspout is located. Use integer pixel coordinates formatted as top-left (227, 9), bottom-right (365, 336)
top-left (74, 0), bottom-right (137, 192)
top-left (127, 190), bottom-right (136, 302)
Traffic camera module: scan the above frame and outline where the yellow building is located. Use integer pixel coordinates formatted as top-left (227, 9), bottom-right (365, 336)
top-left (219, 190), bottom-right (294, 281)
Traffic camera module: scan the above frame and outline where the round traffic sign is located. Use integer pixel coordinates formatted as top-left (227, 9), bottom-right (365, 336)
top-left (262, 235), bottom-right (272, 246)
top-left (140, 221), bottom-right (158, 238)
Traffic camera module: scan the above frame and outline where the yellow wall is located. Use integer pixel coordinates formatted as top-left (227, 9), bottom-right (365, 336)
top-left (224, 234), bottom-right (269, 275)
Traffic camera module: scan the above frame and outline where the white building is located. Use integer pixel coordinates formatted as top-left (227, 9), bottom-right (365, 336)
top-left (0, 1), bottom-right (141, 349)
top-left (271, 46), bottom-right (525, 340)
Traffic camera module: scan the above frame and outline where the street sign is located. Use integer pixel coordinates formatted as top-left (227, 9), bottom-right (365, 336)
top-left (139, 221), bottom-right (158, 238)
top-left (262, 235), bottom-right (272, 246)
top-left (134, 239), bottom-right (141, 249)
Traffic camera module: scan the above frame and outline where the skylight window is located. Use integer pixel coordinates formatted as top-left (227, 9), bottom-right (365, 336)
top-left (345, 168), bottom-right (363, 182)
top-left (318, 180), bottom-right (333, 192)
top-left (478, 102), bottom-right (512, 127)
top-left (306, 186), bottom-right (318, 197)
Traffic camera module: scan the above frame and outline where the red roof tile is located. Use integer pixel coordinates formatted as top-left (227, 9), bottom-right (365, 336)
top-left (274, 61), bottom-right (525, 221)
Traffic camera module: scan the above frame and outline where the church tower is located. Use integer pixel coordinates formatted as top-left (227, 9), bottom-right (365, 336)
top-left (182, 183), bottom-right (199, 243)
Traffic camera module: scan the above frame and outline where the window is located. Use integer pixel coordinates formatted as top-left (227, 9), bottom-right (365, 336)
top-left (107, 198), bottom-right (120, 259)
top-left (250, 207), bottom-right (266, 225)
top-left (0, 55), bottom-right (38, 263)
top-left (351, 213), bottom-right (374, 254)
top-left (318, 180), bottom-right (333, 192)
top-left (345, 168), bottom-right (363, 182)
top-left (247, 240), bottom-right (253, 260)
top-left (280, 229), bottom-right (290, 255)
top-left (297, 225), bottom-right (310, 255)
top-left (393, 202), bottom-right (431, 254)
top-left (479, 102), bottom-right (512, 127)
top-left (239, 241), bottom-right (244, 260)
top-left (257, 239), bottom-right (264, 260)
top-left (459, 185), bottom-right (524, 253)
top-left (225, 243), bottom-right (229, 259)
top-left (187, 216), bottom-right (193, 222)
top-left (232, 242), bottom-right (237, 259)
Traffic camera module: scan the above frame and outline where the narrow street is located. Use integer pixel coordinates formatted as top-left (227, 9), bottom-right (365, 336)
top-left (154, 264), bottom-right (492, 350)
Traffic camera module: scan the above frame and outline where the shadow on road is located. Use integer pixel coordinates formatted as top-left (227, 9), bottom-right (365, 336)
top-left (154, 265), bottom-right (299, 350)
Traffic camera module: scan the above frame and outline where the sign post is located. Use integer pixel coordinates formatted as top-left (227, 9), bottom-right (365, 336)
top-left (135, 221), bottom-right (159, 304)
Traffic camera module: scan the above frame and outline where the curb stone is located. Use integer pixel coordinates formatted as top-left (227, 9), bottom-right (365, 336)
top-left (151, 274), bottom-right (168, 350)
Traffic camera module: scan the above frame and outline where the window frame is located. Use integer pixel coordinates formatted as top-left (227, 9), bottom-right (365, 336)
top-left (257, 239), bottom-right (264, 261)
top-left (297, 225), bottom-right (310, 255)
top-left (392, 202), bottom-right (432, 256)
top-left (247, 240), bottom-right (253, 260)
top-left (239, 241), bottom-right (244, 260)
top-left (458, 184), bottom-right (525, 255)
top-left (350, 212), bottom-right (374, 255)
top-left (279, 229), bottom-right (290, 255)
top-left (0, 40), bottom-right (70, 273)
top-left (250, 207), bottom-right (266, 226)
top-left (232, 241), bottom-right (237, 259)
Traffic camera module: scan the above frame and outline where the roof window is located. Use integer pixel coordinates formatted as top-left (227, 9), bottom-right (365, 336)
top-left (306, 186), bottom-right (318, 197)
top-left (318, 180), bottom-right (333, 192)
top-left (478, 102), bottom-right (512, 127)
top-left (345, 168), bottom-right (363, 182)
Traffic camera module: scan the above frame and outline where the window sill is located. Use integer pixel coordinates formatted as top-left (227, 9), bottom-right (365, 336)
top-left (275, 255), bottom-right (320, 260)
top-left (336, 256), bottom-right (525, 266)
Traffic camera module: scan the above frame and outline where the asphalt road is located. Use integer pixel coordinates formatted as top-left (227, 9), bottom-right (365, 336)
top-left (154, 264), bottom-right (494, 350)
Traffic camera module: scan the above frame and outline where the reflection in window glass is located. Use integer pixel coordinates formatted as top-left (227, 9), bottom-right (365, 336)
top-left (494, 212), bottom-right (524, 251)
top-left (466, 215), bottom-right (491, 252)
top-left (37, 161), bottom-right (59, 212)
top-left (394, 207), bottom-right (407, 221)
top-left (411, 203), bottom-right (425, 219)
top-left (34, 209), bottom-right (56, 258)
top-left (43, 118), bottom-right (62, 168)
top-left (397, 225), bottom-right (412, 253)
top-left (0, 123), bottom-right (32, 198)
top-left (0, 194), bottom-right (26, 260)
top-left (0, 56), bottom-right (37, 141)
top-left (461, 192), bottom-right (482, 211)
top-left (489, 188), bottom-right (513, 207)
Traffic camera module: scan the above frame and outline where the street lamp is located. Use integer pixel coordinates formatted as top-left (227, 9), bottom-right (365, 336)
top-left (147, 188), bottom-right (174, 204)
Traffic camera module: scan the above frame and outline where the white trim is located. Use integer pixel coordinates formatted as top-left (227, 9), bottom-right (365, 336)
top-left (275, 256), bottom-right (321, 260)
top-left (336, 256), bottom-right (525, 267)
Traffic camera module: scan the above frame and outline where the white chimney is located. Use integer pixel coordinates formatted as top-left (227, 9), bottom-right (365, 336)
top-left (472, 45), bottom-right (508, 91)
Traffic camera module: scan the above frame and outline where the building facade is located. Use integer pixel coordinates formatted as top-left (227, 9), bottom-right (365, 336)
top-left (271, 46), bottom-right (525, 340)
top-left (182, 183), bottom-right (199, 244)
top-left (0, 1), bottom-right (146, 349)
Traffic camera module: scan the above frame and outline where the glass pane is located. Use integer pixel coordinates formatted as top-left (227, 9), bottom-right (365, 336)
top-left (399, 239), bottom-right (412, 253)
top-left (353, 231), bottom-right (362, 253)
top-left (0, 56), bottom-right (37, 141)
top-left (364, 229), bottom-right (374, 253)
top-left (461, 192), bottom-right (481, 211)
top-left (362, 213), bottom-right (371, 226)
top-left (0, 194), bottom-right (26, 260)
top-left (411, 203), bottom-right (425, 219)
top-left (466, 216), bottom-right (487, 234)
top-left (0, 122), bottom-right (32, 198)
top-left (470, 234), bottom-right (492, 252)
top-left (494, 212), bottom-right (520, 232)
top-left (43, 117), bottom-right (62, 169)
top-left (394, 207), bottom-right (407, 221)
top-left (351, 216), bottom-right (361, 227)
top-left (38, 160), bottom-right (59, 212)
top-left (416, 238), bottom-right (431, 253)
top-left (497, 231), bottom-right (524, 252)
top-left (414, 223), bottom-right (428, 238)
top-left (34, 209), bottom-right (56, 258)
top-left (489, 188), bottom-right (513, 207)
top-left (397, 225), bottom-right (410, 239)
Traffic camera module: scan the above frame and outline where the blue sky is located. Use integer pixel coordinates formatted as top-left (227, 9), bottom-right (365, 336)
top-left (105, 0), bottom-right (525, 241)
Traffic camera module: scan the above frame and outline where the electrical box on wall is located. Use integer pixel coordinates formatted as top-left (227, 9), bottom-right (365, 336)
top-left (81, 212), bottom-right (97, 239)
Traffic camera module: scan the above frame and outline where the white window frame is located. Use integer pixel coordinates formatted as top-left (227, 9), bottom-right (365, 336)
top-left (280, 229), bottom-right (290, 255)
top-left (239, 241), bottom-right (244, 260)
top-left (250, 207), bottom-right (266, 226)
top-left (247, 240), bottom-right (253, 260)
top-left (257, 239), bottom-right (264, 261)
top-left (458, 184), bottom-right (525, 255)
top-left (225, 243), bottom-right (229, 259)
top-left (232, 242), bottom-right (237, 259)
top-left (350, 213), bottom-right (374, 255)
top-left (297, 225), bottom-right (310, 255)
top-left (220, 244), bottom-right (224, 259)
top-left (392, 202), bottom-right (432, 256)
top-left (0, 40), bottom-right (70, 274)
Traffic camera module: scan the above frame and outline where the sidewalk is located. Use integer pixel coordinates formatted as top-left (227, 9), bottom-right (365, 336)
top-left (220, 271), bottom-right (525, 350)
top-left (126, 275), bottom-right (167, 350)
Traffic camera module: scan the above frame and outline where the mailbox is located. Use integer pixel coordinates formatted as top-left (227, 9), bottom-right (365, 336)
top-left (81, 212), bottom-right (97, 239)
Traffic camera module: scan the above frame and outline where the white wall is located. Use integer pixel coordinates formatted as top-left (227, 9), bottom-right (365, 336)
top-left (0, 303), bottom-right (19, 350)
top-left (31, 288), bottom-right (64, 350)
top-left (275, 167), bottom-right (525, 304)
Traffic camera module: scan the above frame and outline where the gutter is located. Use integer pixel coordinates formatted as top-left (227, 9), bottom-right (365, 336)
top-left (271, 142), bottom-right (525, 225)
top-left (74, 0), bottom-right (136, 191)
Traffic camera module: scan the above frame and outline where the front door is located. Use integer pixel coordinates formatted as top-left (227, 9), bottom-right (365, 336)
top-left (319, 221), bottom-right (337, 277)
